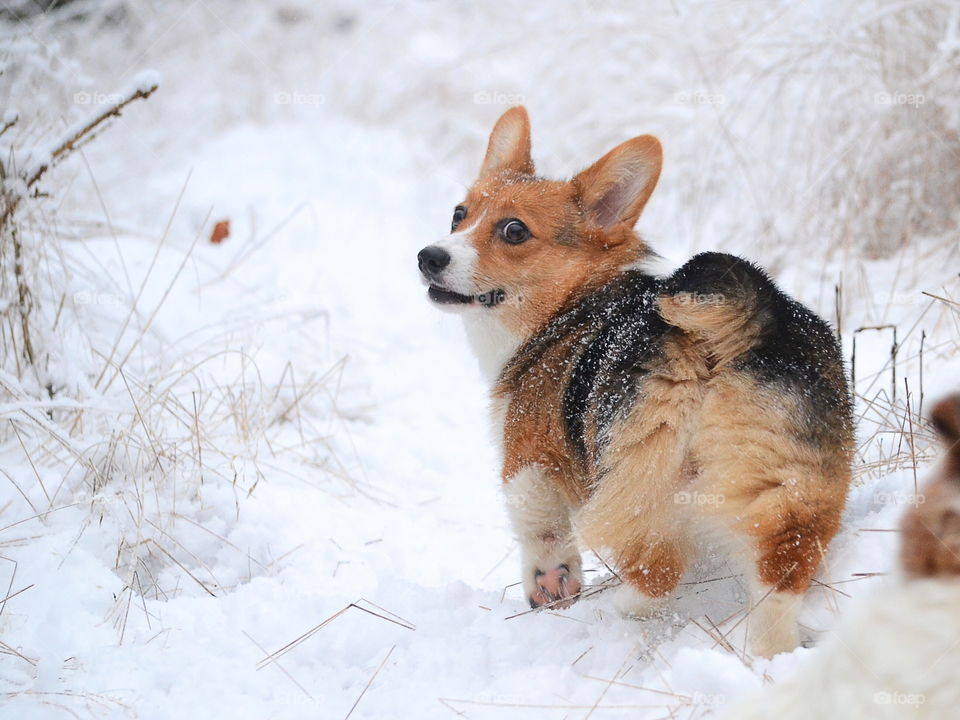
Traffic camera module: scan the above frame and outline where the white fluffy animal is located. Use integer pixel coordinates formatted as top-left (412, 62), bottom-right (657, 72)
top-left (724, 393), bottom-right (960, 719)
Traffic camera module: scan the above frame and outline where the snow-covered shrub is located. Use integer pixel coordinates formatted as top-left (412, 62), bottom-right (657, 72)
top-left (0, 29), bottom-right (349, 611)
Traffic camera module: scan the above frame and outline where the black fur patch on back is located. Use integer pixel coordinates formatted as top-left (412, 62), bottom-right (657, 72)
top-left (500, 271), bottom-right (666, 466)
top-left (563, 274), bottom-right (666, 464)
top-left (741, 289), bottom-right (852, 447)
top-left (661, 252), bottom-right (853, 447)
top-left (500, 252), bottom-right (852, 476)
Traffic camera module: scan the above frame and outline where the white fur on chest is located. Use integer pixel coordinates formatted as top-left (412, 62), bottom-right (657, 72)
top-left (462, 312), bottom-right (522, 385)
top-left (488, 392), bottom-right (511, 466)
top-left (460, 312), bottom-right (520, 466)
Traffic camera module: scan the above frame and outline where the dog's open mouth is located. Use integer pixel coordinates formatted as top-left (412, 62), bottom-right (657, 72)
top-left (428, 286), bottom-right (506, 306)
top-left (428, 285), bottom-right (474, 304)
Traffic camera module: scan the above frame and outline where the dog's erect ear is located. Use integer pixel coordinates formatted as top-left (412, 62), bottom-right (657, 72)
top-left (478, 106), bottom-right (534, 178)
top-left (931, 393), bottom-right (960, 455)
top-left (574, 136), bottom-right (662, 230)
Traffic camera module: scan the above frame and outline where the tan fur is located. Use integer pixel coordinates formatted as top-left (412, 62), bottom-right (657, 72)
top-left (576, 346), bottom-right (850, 604)
top-left (478, 106), bottom-right (534, 178)
top-left (694, 373), bottom-right (850, 592)
top-left (576, 335), bottom-right (708, 580)
top-left (901, 394), bottom-right (960, 578)
top-left (499, 327), bottom-right (592, 503)
top-left (658, 293), bottom-right (765, 370)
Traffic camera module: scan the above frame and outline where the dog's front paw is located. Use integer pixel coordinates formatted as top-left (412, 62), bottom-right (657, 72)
top-left (529, 563), bottom-right (582, 608)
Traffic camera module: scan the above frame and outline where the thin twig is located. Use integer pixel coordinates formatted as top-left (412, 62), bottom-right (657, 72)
top-left (344, 645), bottom-right (394, 720)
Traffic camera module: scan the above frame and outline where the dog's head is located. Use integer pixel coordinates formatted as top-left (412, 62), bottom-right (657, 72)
top-left (900, 393), bottom-right (960, 578)
top-left (417, 106), bottom-right (662, 339)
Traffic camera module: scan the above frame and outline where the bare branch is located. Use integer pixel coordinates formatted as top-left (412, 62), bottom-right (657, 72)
top-left (1, 78), bottom-right (159, 232)
top-left (0, 112), bottom-right (17, 139)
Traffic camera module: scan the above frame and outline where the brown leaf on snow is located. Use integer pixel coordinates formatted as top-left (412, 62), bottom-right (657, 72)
top-left (210, 219), bottom-right (230, 244)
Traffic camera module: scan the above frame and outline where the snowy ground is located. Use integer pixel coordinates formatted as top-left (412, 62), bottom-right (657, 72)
top-left (1, 2), bottom-right (959, 718)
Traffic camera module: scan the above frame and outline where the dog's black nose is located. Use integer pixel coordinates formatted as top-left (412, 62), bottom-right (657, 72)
top-left (418, 246), bottom-right (451, 279)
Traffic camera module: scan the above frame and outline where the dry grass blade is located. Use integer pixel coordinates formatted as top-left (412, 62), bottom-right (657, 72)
top-left (343, 645), bottom-right (395, 720)
top-left (0, 555), bottom-right (17, 617)
top-left (0, 689), bottom-right (131, 715)
top-left (148, 541), bottom-right (217, 598)
top-left (257, 600), bottom-right (415, 670)
top-left (10, 422), bottom-right (49, 504)
top-left (810, 578), bottom-right (851, 599)
top-left (689, 616), bottom-right (739, 659)
top-left (0, 468), bottom-right (39, 515)
top-left (503, 575), bottom-right (620, 620)
top-left (0, 637), bottom-right (37, 666)
top-left (581, 675), bottom-right (688, 700)
top-left (98, 207), bottom-right (211, 395)
top-left (0, 113), bottom-right (17, 137)
top-left (437, 697), bottom-right (468, 716)
top-left (922, 290), bottom-right (959, 308)
top-left (90, 170), bottom-right (192, 394)
top-left (438, 698), bottom-right (671, 711)
top-left (257, 604), bottom-right (352, 671)
top-left (0, 583), bottom-right (34, 609)
top-left (243, 631), bottom-right (314, 701)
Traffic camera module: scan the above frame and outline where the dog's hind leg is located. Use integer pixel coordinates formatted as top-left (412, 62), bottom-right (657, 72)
top-left (695, 374), bottom-right (851, 658)
top-left (578, 455), bottom-right (690, 617)
top-left (577, 356), bottom-right (704, 617)
top-left (504, 465), bottom-right (583, 608)
top-left (611, 535), bottom-right (688, 617)
top-left (739, 495), bottom-right (846, 658)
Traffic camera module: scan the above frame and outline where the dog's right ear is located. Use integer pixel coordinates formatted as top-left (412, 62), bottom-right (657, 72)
top-left (478, 106), bottom-right (534, 178)
top-left (931, 393), bottom-right (960, 471)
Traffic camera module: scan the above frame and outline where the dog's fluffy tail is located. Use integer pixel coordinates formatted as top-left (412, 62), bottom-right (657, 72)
top-left (657, 252), bottom-right (775, 368)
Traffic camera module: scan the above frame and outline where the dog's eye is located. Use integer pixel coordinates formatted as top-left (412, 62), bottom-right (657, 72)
top-left (451, 205), bottom-right (467, 232)
top-left (501, 219), bottom-right (529, 245)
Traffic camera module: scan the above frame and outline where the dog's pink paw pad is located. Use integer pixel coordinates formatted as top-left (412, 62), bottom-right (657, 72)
top-left (530, 564), bottom-right (581, 609)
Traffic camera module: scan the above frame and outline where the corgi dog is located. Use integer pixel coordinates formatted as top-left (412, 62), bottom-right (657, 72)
top-left (725, 394), bottom-right (960, 718)
top-left (417, 106), bottom-right (854, 658)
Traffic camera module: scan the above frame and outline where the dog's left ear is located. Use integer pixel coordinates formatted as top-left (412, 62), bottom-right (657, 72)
top-left (479, 106), bottom-right (534, 178)
top-left (931, 393), bottom-right (960, 476)
top-left (931, 394), bottom-right (960, 448)
top-left (574, 136), bottom-right (662, 230)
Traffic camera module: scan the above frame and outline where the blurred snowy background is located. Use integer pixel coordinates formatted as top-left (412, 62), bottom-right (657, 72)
top-left (0, 1), bottom-right (957, 717)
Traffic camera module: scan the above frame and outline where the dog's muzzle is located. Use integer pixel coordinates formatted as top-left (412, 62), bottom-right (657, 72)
top-left (417, 245), bottom-right (505, 307)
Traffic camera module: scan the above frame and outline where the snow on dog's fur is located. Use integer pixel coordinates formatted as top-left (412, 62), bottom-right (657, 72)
top-left (725, 394), bottom-right (960, 718)
top-left (417, 107), bottom-right (854, 658)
